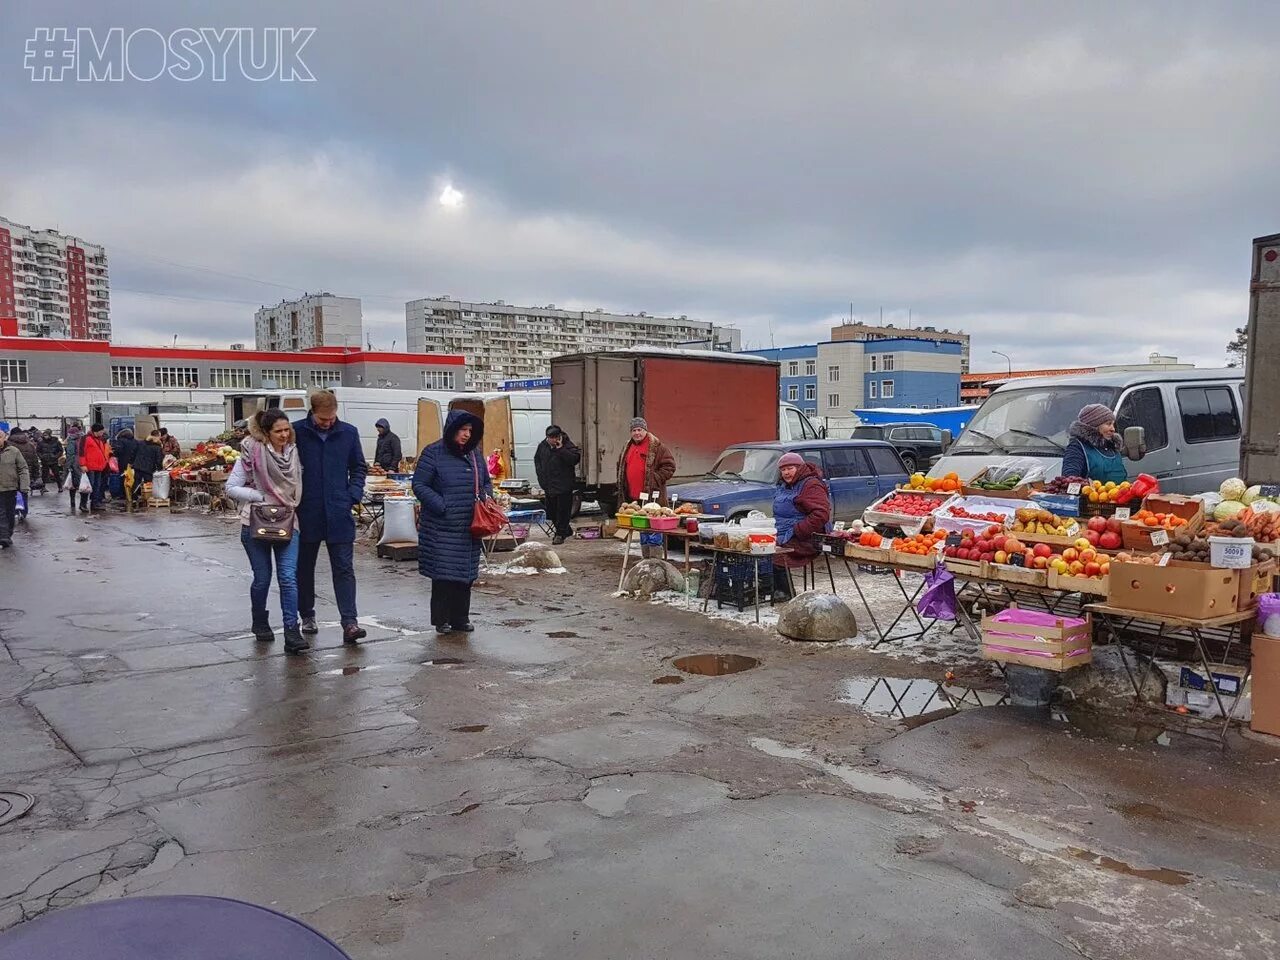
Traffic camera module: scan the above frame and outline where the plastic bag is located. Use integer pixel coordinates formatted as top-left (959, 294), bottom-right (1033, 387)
top-left (151, 470), bottom-right (170, 500)
top-left (916, 565), bottom-right (957, 621)
top-left (378, 496), bottom-right (418, 546)
top-left (983, 457), bottom-right (1050, 486)
top-left (78, 473), bottom-right (92, 494)
top-left (62, 471), bottom-right (73, 492)
top-left (1259, 593), bottom-right (1280, 638)
top-left (15, 492), bottom-right (26, 518)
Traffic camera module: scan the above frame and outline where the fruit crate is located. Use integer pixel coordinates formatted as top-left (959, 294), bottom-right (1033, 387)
top-left (863, 490), bottom-right (956, 530)
top-left (961, 467), bottom-right (1046, 500)
top-left (930, 495), bottom-right (1032, 537)
top-left (942, 555), bottom-right (986, 577)
top-left (1119, 495), bottom-right (1204, 551)
top-left (985, 562), bottom-right (1049, 588)
top-left (845, 542), bottom-right (891, 564)
top-left (887, 548), bottom-right (938, 571)
top-left (1047, 568), bottom-right (1109, 597)
top-left (981, 608), bottom-right (1092, 671)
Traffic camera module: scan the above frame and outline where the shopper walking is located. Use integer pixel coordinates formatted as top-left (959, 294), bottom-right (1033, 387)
top-left (374, 419), bottom-right (402, 473)
top-left (79, 424), bottom-right (111, 511)
top-left (37, 430), bottom-right (63, 487)
top-left (293, 391), bottom-right (368, 644)
top-left (534, 425), bottom-right (580, 544)
top-left (0, 428), bottom-right (31, 549)
top-left (9, 430), bottom-right (40, 491)
top-left (227, 409), bottom-right (307, 653)
top-left (412, 409), bottom-right (490, 634)
top-left (64, 424), bottom-right (87, 513)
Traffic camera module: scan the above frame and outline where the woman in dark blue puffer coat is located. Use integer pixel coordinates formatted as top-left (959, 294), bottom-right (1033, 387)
top-left (412, 409), bottom-right (491, 634)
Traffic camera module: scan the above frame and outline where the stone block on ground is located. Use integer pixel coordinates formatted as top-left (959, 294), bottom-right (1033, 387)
top-left (624, 559), bottom-right (686, 597)
top-left (508, 541), bottom-right (564, 571)
top-left (776, 591), bottom-right (859, 642)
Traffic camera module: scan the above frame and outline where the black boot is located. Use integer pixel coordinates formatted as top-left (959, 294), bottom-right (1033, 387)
top-left (252, 621), bottom-right (275, 643)
top-left (283, 626), bottom-right (309, 654)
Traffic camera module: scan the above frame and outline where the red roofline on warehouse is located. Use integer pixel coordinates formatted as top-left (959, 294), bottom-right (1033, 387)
top-left (0, 337), bottom-right (463, 366)
top-left (962, 367), bottom-right (1096, 383)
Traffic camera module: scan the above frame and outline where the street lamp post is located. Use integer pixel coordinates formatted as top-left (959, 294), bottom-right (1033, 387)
top-left (992, 350), bottom-right (1012, 376)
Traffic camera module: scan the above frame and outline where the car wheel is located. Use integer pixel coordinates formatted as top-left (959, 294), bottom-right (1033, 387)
top-left (899, 452), bottom-right (917, 474)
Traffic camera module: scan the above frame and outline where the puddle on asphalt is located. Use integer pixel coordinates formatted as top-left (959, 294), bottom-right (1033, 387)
top-left (451, 724), bottom-right (488, 733)
top-left (1068, 848), bottom-right (1193, 886)
top-left (1053, 707), bottom-right (1175, 746)
top-left (673, 654), bottom-right (760, 677)
top-left (423, 658), bottom-right (467, 666)
top-left (321, 665), bottom-right (384, 676)
top-left (652, 675), bottom-right (686, 685)
top-left (750, 737), bottom-right (937, 805)
top-left (546, 631), bottom-right (579, 638)
top-left (840, 676), bottom-right (1007, 726)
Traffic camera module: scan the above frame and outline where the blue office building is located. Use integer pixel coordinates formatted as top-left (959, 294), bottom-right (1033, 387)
top-left (858, 338), bottom-right (963, 409)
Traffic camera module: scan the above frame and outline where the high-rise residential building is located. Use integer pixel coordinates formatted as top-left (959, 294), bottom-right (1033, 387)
top-left (830, 320), bottom-right (970, 373)
top-left (405, 297), bottom-right (741, 390)
top-left (255, 294), bottom-right (364, 352)
top-left (0, 216), bottom-right (111, 340)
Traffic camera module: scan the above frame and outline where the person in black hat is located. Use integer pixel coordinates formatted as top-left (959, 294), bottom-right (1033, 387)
top-left (534, 425), bottom-right (580, 544)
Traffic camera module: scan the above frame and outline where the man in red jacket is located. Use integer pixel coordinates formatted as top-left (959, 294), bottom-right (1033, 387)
top-left (78, 423), bottom-right (111, 511)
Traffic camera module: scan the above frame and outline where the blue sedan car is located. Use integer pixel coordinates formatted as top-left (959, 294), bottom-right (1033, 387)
top-left (668, 440), bottom-right (909, 522)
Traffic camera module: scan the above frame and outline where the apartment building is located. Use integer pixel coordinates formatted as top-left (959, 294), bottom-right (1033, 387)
top-left (0, 216), bottom-right (111, 340)
top-left (405, 297), bottom-right (741, 390)
top-left (255, 294), bottom-right (363, 352)
top-left (830, 320), bottom-right (970, 373)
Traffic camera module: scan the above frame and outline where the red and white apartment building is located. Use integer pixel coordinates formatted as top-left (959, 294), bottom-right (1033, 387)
top-left (0, 216), bottom-right (111, 341)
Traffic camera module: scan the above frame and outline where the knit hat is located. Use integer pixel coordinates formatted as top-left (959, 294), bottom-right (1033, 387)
top-left (1077, 404), bottom-right (1116, 429)
top-left (629, 417), bottom-right (648, 431)
top-left (778, 452), bottom-right (805, 468)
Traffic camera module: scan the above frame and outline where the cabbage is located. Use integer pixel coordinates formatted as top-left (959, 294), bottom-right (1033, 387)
top-left (1215, 499), bottom-right (1247, 522)
top-left (1252, 500), bottom-right (1280, 516)
top-left (1243, 485), bottom-right (1264, 505)
top-left (1220, 477), bottom-right (1247, 501)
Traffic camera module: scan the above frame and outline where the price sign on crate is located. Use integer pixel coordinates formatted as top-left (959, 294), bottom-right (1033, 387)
top-left (1158, 552), bottom-right (1172, 566)
top-left (1114, 507), bottom-right (1131, 521)
top-left (1150, 528), bottom-right (1170, 547)
top-left (1067, 482), bottom-right (1082, 496)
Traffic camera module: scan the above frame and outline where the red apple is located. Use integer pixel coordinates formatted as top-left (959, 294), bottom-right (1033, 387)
top-left (1079, 548), bottom-right (1097, 563)
top-left (1033, 556), bottom-right (1049, 569)
top-left (1033, 543), bottom-right (1052, 559)
top-left (1084, 561), bottom-right (1102, 577)
top-left (1062, 547), bottom-right (1079, 563)
top-left (1069, 560), bottom-right (1085, 575)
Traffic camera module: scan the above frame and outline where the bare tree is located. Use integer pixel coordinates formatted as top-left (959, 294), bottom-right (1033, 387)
top-left (1226, 327), bottom-right (1248, 368)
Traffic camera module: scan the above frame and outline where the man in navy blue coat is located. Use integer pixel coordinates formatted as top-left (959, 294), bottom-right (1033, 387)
top-left (293, 390), bottom-right (369, 644)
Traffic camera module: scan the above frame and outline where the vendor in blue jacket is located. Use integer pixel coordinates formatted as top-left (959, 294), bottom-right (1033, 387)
top-left (413, 409), bottom-right (491, 634)
top-left (293, 390), bottom-right (369, 644)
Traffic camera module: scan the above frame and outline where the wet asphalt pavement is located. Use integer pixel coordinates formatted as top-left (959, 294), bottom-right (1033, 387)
top-left (3, 499), bottom-right (1280, 958)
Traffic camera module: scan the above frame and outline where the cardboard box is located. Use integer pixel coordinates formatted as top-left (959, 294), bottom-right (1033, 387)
top-left (1107, 560), bottom-right (1240, 619)
top-left (981, 607), bottom-right (1092, 671)
top-left (1120, 495), bottom-right (1204, 551)
top-left (1251, 633), bottom-right (1280, 736)
top-left (1157, 660), bottom-right (1251, 721)
top-left (1237, 561), bottom-right (1276, 611)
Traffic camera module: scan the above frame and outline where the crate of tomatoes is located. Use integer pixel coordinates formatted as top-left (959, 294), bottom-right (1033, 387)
top-left (864, 490), bottom-right (955, 530)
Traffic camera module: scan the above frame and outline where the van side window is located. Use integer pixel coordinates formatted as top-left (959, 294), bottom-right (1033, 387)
top-left (784, 408), bottom-right (806, 441)
top-left (1116, 388), bottom-right (1169, 451)
top-left (823, 447), bottom-right (873, 478)
top-left (1177, 386), bottom-right (1241, 443)
top-left (866, 446), bottom-right (906, 476)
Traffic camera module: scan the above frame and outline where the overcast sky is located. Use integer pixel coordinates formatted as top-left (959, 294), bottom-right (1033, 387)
top-left (2, 2), bottom-right (1276, 371)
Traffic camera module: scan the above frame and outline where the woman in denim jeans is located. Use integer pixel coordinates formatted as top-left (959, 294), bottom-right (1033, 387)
top-left (226, 409), bottom-right (306, 653)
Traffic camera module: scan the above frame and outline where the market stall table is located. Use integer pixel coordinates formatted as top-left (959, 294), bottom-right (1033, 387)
top-left (1086, 602), bottom-right (1256, 740)
top-left (820, 550), bottom-right (937, 647)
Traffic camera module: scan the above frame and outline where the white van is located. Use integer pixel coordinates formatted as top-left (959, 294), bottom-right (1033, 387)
top-left (929, 368), bottom-right (1245, 494)
top-left (780, 402), bottom-right (824, 441)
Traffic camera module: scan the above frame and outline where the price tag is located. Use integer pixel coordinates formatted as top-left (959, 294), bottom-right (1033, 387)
top-left (1065, 522), bottom-right (1080, 538)
top-left (945, 532), bottom-right (963, 547)
top-left (822, 544), bottom-right (833, 554)
top-left (833, 521), bottom-right (847, 531)
top-left (1158, 552), bottom-right (1172, 566)
top-left (1150, 528), bottom-right (1170, 547)
top-left (1114, 507), bottom-right (1131, 521)
top-left (1067, 482), bottom-right (1082, 496)
top-left (1262, 484), bottom-right (1280, 498)
top-left (639, 492), bottom-right (650, 502)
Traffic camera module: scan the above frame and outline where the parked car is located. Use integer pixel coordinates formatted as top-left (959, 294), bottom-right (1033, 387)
top-left (850, 422), bottom-right (946, 474)
top-left (667, 440), bottom-right (909, 522)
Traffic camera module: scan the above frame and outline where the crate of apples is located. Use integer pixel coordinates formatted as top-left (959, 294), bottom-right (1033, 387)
top-left (1051, 544), bottom-right (1110, 580)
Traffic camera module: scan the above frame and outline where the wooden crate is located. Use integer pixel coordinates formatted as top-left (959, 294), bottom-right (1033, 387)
top-left (888, 549), bottom-right (938, 571)
top-left (942, 556), bottom-right (986, 577)
top-left (377, 541), bottom-right (418, 561)
top-left (844, 542), bottom-right (892, 564)
top-left (1120, 495), bottom-right (1204, 551)
top-left (961, 467), bottom-right (1046, 500)
top-left (985, 563), bottom-right (1049, 588)
top-left (981, 608), bottom-right (1093, 672)
top-left (1048, 568), bottom-right (1109, 597)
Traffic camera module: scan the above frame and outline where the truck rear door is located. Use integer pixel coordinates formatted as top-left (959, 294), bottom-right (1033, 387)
top-left (417, 399), bottom-right (442, 454)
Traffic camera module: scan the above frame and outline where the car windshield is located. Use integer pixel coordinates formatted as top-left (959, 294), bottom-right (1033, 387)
top-left (851, 426), bottom-right (884, 439)
top-left (952, 385), bottom-right (1119, 456)
top-left (707, 448), bottom-right (782, 483)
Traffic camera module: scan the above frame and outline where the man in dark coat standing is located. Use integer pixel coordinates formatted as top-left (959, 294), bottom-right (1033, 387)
top-left (293, 390), bottom-right (369, 644)
top-left (534, 425), bottom-right (580, 544)
top-left (374, 418), bottom-right (402, 472)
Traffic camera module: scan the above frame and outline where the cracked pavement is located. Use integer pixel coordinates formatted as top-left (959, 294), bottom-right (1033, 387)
top-left (2, 503), bottom-right (1280, 957)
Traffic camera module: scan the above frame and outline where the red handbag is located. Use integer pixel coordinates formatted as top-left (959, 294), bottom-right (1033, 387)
top-left (469, 451), bottom-right (507, 539)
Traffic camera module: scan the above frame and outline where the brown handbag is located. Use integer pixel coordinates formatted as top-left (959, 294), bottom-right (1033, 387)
top-left (469, 452), bottom-right (507, 539)
top-left (250, 502), bottom-right (296, 541)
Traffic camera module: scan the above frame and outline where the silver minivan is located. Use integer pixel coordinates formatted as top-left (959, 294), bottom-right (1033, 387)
top-left (928, 368), bottom-right (1245, 494)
